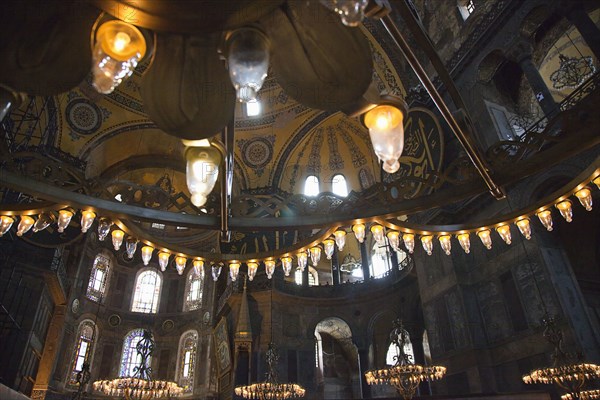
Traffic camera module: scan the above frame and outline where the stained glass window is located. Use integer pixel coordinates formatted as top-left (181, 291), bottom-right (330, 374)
top-left (304, 175), bottom-right (320, 197)
top-left (183, 269), bottom-right (203, 312)
top-left (69, 320), bottom-right (96, 384)
top-left (331, 174), bottom-right (348, 197)
top-left (131, 269), bottom-right (162, 313)
top-left (176, 330), bottom-right (198, 392)
top-left (119, 329), bottom-right (150, 377)
top-left (86, 254), bottom-right (110, 302)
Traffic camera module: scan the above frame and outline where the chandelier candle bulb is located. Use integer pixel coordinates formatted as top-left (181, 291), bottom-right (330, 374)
top-left (575, 187), bottom-right (593, 211)
top-left (184, 140), bottom-right (222, 207)
top-left (370, 224), bottom-right (385, 246)
top-left (281, 256), bottom-right (293, 276)
top-left (141, 245), bottom-right (154, 266)
top-left (229, 262), bottom-right (240, 282)
top-left (227, 27), bottom-right (270, 103)
top-left (175, 256), bottom-right (187, 275)
top-left (323, 239), bottom-right (335, 260)
top-left (0, 216), bottom-right (14, 236)
top-left (333, 229), bottom-right (347, 251)
top-left (556, 200), bottom-right (573, 222)
top-left (16, 216), bottom-right (34, 237)
top-left (402, 233), bottom-right (415, 254)
top-left (158, 251), bottom-right (170, 272)
top-left (33, 213), bottom-right (54, 233)
top-left (496, 224), bottom-right (512, 245)
top-left (352, 223), bottom-right (366, 243)
top-left (265, 260), bottom-right (276, 279)
top-left (192, 259), bottom-right (204, 278)
top-left (80, 211), bottom-right (96, 233)
top-left (515, 218), bottom-right (532, 240)
top-left (456, 233), bottom-right (471, 254)
top-left (363, 102), bottom-right (405, 174)
top-left (111, 229), bottom-right (125, 250)
top-left (92, 20), bottom-right (146, 94)
top-left (387, 231), bottom-right (400, 252)
top-left (125, 237), bottom-right (138, 259)
top-left (310, 246), bottom-right (322, 266)
top-left (420, 235), bottom-right (433, 256)
top-left (438, 235), bottom-right (452, 255)
top-left (477, 229), bottom-right (493, 250)
top-left (97, 217), bottom-right (113, 241)
top-left (212, 263), bottom-right (222, 281)
top-left (536, 210), bottom-right (554, 231)
top-left (56, 209), bottom-right (73, 233)
top-left (247, 262), bottom-right (258, 281)
top-left (297, 251), bottom-right (308, 271)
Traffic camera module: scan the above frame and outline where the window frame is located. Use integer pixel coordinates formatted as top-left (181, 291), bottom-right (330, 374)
top-left (131, 268), bottom-right (163, 314)
top-left (86, 253), bottom-right (112, 302)
top-left (304, 175), bottom-right (320, 197)
top-left (119, 329), bottom-right (151, 378)
top-left (183, 268), bottom-right (203, 312)
top-left (68, 319), bottom-right (97, 385)
top-left (331, 173), bottom-right (349, 197)
top-left (175, 330), bottom-right (198, 393)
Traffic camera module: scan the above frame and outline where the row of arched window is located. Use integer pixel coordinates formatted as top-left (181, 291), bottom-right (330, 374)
top-left (85, 254), bottom-right (203, 314)
top-left (70, 321), bottom-right (198, 392)
top-left (303, 174), bottom-right (348, 197)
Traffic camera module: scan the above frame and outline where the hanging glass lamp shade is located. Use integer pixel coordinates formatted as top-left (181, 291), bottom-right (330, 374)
top-left (227, 27), bottom-right (270, 103)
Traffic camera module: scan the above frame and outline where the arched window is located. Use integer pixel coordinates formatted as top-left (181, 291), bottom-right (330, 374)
top-left (86, 253), bottom-right (111, 301)
top-left (176, 330), bottom-right (198, 392)
top-left (385, 329), bottom-right (414, 366)
top-left (69, 320), bottom-right (96, 384)
top-left (370, 239), bottom-right (409, 279)
top-left (119, 329), bottom-right (151, 377)
top-left (183, 269), bottom-right (203, 312)
top-left (331, 174), bottom-right (348, 197)
top-left (131, 269), bottom-right (162, 313)
top-left (294, 267), bottom-right (319, 286)
top-left (304, 175), bottom-right (320, 197)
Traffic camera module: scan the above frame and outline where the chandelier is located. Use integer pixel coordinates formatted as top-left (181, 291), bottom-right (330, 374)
top-left (562, 390), bottom-right (600, 400)
top-left (522, 316), bottom-right (600, 399)
top-left (93, 330), bottom-right (183, 400)
top-left (365, 319), bottom-right (446, 400)
top-left (235, 343), bottom-right (305, 400)
top-left (550, 54), bottom-right (596, 90)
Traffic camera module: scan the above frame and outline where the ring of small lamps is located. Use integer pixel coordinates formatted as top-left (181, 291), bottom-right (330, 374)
top-left (1, 175), bottom-right (598, 282)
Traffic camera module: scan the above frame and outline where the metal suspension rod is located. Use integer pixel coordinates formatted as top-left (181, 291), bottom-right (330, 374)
top-left (380, 9), bottom-right (504, 199)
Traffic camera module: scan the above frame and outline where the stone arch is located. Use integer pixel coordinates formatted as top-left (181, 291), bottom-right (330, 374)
top-left (520, 5), bottom-right (553, 38)
top-left (477, 50), bottom-right (507, 83)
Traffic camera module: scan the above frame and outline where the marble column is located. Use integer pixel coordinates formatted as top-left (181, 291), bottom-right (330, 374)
top-left (517, 53), bottom-right (560, 117)
top-left (302, 263), bottom-right (309, 288)
top-left (331, 250), bottom-right (340, 285)
top-left (566, 4), bottom-right (600, 60)
top-left (360, 241), bottom-right (371, 281)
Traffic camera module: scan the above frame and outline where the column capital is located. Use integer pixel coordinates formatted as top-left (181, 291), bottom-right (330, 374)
top-left (505, 39), bottom-right (534, 64)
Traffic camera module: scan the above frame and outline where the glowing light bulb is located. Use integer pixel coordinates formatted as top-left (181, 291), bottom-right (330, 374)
top-left (247, 262), bottom-right (258, 281)
top-left (352, 223), bottom-right (365, 243)
top-left (141, 245), bottom-right (154, 265)
top-left (33, 213), bottom-right (54, 233)
top-left (212, 263), bottom-right (222, 281)
top-left (227, 27), bottom-right (269, 102)
top-left (477, 229), bottom-right (492, 250)
top-left (320, 0), bottom-right (369, 27)
top-left (16, 216), bottom-right (34, 236)
top-left (333, 229), bottom-right (346, 251)
top-left (515, 218), bottom-right (532, 240)
top-left (281, 257), bottom-right (293, 277)
top-left (0, 216), bottom-right (14, 236)
top-left (370, 224), bottom-right (385, 246)
top-left (175, 256), bottom-right (187, 275)
top-left (323, 239), bottom-right (335, 260)
top-left (363, 102), bottom-right (405, 174)
top-left (496, 224), bottom-right (512, 245)
top-left (438, 235), bottom-right (452, 255)
top-left (193, 259), bottom-right (204, 278)
top-left (57, 209), bottom-right (73, 233)
top-left (97, 217), bottom-right (113, 241)
top-left (297, 251), bottom-right (308, 271)
top-left (80, 211), bottom-right (96, 233)
top-left (387, 231), bottom-right (400, 252)
top-left (420, 235), bottom-right (433, 255)
top-left (556, 200), bottom-right (573, 222)
top-left (457, 233), bottom-right (470, 254)
top-left (125, 237), bottom-right (138, 259)
top-left (402, 233), bottom-right (415, 254)
top-left (184, 140), bottom-right (222, 207)
top-left (575, 188), bottom-right (593, 211)
top-left (536, 210), bottom-right (553, 231)
top-left (111, 229), bottom-right (125, 250)
top-left (229, 262), bottom-right (240, 282)
top-left (158, 251), bottom-right (170, 271)
top-left (265, 260), bottom-right (276, 279)
top-left (92, 20), bottom-right (146, 94)
top-left (310, 246), bottom-right (322, 266)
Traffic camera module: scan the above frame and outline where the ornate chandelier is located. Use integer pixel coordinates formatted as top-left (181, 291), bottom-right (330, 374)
top-left (365, 319), bottom-right (446, 400)
top-left (562, 390), bottom-right (600, 400)
top-left (522, 317), bottom-right (600, 399)
top-left (93, 330), bottom-right (183, 400)
top-left (550, 54), bottom-right (596, 90)
top-left (235, 343), bottom-right (305, 400)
